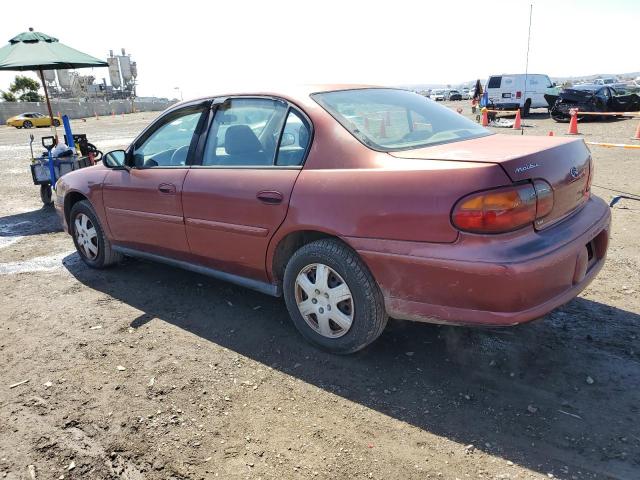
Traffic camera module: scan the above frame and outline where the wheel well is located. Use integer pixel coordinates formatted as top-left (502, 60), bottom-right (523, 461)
top-left (271, 230), bottom-right (340, 284)
top-left (64, 191), bottom-right (88, 226)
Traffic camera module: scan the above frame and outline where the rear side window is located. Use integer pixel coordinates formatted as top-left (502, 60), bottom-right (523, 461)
top-left (276, 110), bottom-right (311, 166)
top-left (202, 98), bottom-right (287, 166)
top-left (487, 76), bottom-right (502, 88)
top-left (313, 88), bottom-right (489, 152)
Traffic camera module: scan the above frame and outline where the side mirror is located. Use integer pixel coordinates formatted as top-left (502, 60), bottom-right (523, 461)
top-left (280, 132), bottom-right (296, 147)
top-left (103, 150), bottom-right (128, 169)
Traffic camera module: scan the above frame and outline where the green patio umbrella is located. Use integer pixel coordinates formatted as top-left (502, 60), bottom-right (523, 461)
top-left (0, 28), bottom-right (107, 139)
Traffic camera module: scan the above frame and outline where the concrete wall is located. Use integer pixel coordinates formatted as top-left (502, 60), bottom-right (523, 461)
top-left (0, 99), bottom-right (174, 124)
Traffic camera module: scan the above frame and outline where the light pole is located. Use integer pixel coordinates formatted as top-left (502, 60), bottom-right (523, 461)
top-left (174, 86), bottom-right (183, 101)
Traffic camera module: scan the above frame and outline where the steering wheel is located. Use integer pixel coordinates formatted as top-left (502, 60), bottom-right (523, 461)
top-left (170, 145), bottom-right (190, 165)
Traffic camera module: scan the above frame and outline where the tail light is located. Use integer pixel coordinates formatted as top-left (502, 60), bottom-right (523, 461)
top-left (452, 180), bottom-right (554, 234)
top-left (516, 91), bottom-right (522, 99)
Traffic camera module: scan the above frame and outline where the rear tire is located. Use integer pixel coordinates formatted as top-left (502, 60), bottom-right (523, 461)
top-left (23, 121), bottom-right (33, 129)
top-left (521, 99), bottom-right (531, 117)
top-left (53, 119), bottom-right (61, 127)
top-left (69, 200), bottom-right (122, 268)
top-left (283, 239), bottom-right (387, 354)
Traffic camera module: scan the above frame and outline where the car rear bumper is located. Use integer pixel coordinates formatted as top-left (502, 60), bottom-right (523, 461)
top-left (347, 195), bottom-right (610, 326)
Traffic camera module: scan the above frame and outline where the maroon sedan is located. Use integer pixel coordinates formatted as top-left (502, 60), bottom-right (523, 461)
top-left (55, 85), bottom-right (610, 353)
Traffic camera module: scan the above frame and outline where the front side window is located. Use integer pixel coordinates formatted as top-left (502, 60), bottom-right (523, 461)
top-left (133, 109), bottom-right (203, 167)
top-left (313, 88), bottom-right (489, 152)
top-left (202, 98), bottom-right (288, 166)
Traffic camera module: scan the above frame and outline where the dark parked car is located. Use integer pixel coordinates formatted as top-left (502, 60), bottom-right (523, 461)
top-left (55, 85), bottom-right (610, 353)
top-left (447, 90), bottom-right (462, 101)
top-left (547, 84), bottom-right (640, 122)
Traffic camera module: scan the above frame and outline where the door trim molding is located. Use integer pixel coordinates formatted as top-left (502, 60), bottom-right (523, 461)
top-left (185, 217), bottom-right (269, 237)
top-left (112, 245), bottom-right (281, 297)
top-left (106, 207), bottom-right (183, 225)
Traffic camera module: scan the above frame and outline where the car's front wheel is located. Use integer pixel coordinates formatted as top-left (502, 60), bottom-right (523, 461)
top-left (283, 239), bottom-right (387, 354)
top-left (23, 121), bottom-right (33, 129)
top-left (53, 119), bottom-right (61, 127)
top-left (69, 200), bottom-right (122, 268)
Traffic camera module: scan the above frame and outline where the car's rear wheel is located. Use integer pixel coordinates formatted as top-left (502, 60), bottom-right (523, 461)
top-left (70, 200), bottom-right (122, 268)
top-left (23, 121), bottom-right (33, 129)
top-left (53, 119), bottom-right (61, 127)
top-left (283, 239), bottom-right (387, 354)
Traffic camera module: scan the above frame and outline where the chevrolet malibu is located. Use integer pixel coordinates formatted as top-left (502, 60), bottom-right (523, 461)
top-left (55, 85), bottom-right (610, 353)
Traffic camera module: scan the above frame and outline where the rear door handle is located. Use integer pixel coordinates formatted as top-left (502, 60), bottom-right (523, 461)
top-left (256, 190), bottom-right (283, 205)
top-left (158, 183), bottom-right (177, 194)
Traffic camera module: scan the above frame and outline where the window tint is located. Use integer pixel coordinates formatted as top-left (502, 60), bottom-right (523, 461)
top-left (202, 98), bottom-right (287, 166)
top-left (313, 88), bottom-right (488, 152)
top-left (276, 110), bottom-right (311, 166)
top-left (487, 76), bottom-right (502, 88)
top-left (134, 110), bottom-right (202, 168)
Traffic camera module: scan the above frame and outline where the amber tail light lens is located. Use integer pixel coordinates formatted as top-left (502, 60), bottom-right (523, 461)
top-left (452, 181), bottom-right (554, 234)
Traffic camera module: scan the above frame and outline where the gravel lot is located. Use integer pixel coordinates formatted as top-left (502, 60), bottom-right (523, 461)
top-left (0, 104), bottom-right (638, 480)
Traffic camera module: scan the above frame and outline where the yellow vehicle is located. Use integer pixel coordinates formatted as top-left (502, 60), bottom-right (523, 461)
top-left (6, 112), bottom-right (61, 129)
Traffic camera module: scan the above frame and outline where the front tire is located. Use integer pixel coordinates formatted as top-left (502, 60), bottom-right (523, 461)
top-left (53, 119), bottom-right (61, 127)
top-left (283, 239), bottom-right (387, 354)
top-left (69, 200), bottom-right (122, 268)
top-left (23, 121), bottom-right (33, 129)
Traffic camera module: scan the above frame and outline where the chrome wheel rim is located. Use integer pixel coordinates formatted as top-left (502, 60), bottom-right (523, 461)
top-left (294, 263), bottom-right (354, 338)
top-left (74, 213), bottom-right (99, 260)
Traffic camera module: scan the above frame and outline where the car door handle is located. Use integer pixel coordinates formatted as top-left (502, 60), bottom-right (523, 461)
top-left (158, 183), bottom-right (177, 194)
top-left (256, 190), bottom-right (283, 205)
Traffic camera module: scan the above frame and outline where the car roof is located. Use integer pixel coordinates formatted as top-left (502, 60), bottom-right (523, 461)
top-left (170, 84), bottom-right (390, 110)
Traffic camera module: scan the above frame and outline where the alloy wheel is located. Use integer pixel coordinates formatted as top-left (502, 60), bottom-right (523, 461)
top-left (74, 213), bottom-right (99, 260)
top-left (294, 263), bottom-right (354, 338)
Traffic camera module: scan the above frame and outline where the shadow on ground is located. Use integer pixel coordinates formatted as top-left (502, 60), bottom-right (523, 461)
top-left (0, 207), bottom-right (62, 238)
top-left (66, 255), bottom-right (640, 479)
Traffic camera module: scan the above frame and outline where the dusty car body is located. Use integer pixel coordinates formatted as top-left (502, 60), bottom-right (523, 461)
top-left (548, 85), bottom-right (640, 122)
top-left (55, 85), bottom-right (610, 353)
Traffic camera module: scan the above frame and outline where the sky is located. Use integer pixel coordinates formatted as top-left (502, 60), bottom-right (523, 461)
top-left (1, 0), bottom-right (638, 100)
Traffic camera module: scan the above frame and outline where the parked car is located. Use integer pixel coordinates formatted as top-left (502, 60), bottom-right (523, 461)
top-left (485, 74), bottom-right (559, 116)
top-left (461, 89), bottom-right (472, 100)
top-left (55, 86), bottom-right (610, 353)
top-left (429, 89), bottom-right (445, 101)
top-left (446, 89), bottom-right (462, 101)
top-left (593, 77), bottom-right (617, 86)
top-left (6, 112), bottom-right (61, 129)
top-left (548, 84), bottom-right (640, 122)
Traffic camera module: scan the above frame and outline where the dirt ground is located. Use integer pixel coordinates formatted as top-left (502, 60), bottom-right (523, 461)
top-left (0, 104), bottom-right (638, 480)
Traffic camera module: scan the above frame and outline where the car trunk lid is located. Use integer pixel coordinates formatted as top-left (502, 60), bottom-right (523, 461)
top-left (389, 134), bottom-right (591, 230)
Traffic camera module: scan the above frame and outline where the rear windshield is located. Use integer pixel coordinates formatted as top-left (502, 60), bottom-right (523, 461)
top-left (312, 88), bottom-right (489, 151)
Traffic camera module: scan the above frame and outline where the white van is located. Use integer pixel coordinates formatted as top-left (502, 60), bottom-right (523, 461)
top-left (485, 74), bottom-right (559, 116)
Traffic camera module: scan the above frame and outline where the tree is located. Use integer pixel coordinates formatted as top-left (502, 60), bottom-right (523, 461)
top-left (7, 75), bottom-right (44, 102)
top-left (1, 90), bottom-right (17, 102)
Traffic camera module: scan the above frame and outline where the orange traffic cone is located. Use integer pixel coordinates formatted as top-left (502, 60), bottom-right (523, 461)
top-left (513, 109), bottom-right (522, 130)
top-left (631, 120), bottom-right (640, 140)
top-left (548, 131), bottom-right (554, 136)
top-left (567, 109), bottom-right (580, 135)
top-left (481, 107), bottom-right (489, 127)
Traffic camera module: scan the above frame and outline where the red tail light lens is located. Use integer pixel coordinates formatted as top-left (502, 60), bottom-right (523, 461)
top-left (452, 181), bottom-right (554, 234)
top-left (516, 91), bottom-right (522, 99)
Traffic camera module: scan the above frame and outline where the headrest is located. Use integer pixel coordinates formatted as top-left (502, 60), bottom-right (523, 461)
top-left (225, 125), bottom-right (262, 155)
